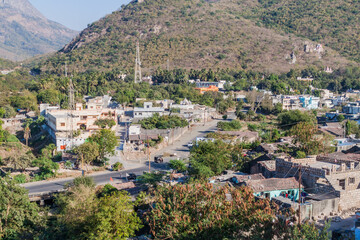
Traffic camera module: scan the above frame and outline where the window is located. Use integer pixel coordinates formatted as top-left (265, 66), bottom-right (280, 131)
top-left (265, 193), bottom-right (270, 199)
top-left (349, 177), bottom-right (355, 184)
top-left (339, 179), bottom-right (346, 190)
top-left (60, 123), bottom-right (65, 127)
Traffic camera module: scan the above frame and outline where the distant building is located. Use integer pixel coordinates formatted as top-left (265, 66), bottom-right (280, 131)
top-left (195, 85), bottom-right (219, 94)
top-left (299, 95), bottom-right (320, 109)
top-left (343, 102), bottom-right (360, 114)
top-left (133, 102), bottom-right (165, 119)
top-left (281, 95), bottom-right (300, 110)
top-left (297, 77), bottom-right (314, 82)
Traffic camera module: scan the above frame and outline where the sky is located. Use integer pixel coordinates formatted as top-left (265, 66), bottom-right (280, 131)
top-left (29, 0), bottom-right (131, 31)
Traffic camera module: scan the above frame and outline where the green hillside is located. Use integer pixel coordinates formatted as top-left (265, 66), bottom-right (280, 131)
top-left (0, 58), bottom-right (17, 70)
top-left (245, 0), bottom-right (360, 62)
top-left (40, 0), bottom-right (353, 74)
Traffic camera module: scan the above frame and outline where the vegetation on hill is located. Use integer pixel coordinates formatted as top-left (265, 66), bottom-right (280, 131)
top-left (39, 0), bottom-right (352, 74)
top-left (0, 58), bottom-right (17, 70)
top-left (244, 0), bottom-right (360, 62)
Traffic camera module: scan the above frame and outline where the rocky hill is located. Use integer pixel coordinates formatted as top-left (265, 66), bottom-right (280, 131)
top-left (0, 0), bottom-right (78, 61)
top-left (244, 0), bottom-right (360, 62)
top-left (41, 0), bottom-right (355, 74)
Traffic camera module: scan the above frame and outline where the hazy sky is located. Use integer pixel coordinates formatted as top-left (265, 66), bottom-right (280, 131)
top-left (29, 0), bottom-right (131, 31)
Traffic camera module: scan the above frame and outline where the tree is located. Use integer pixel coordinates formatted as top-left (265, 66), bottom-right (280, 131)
top-left (6, 154), bottom-right (32, 172)
top-left (89, 129), bottom-right (117, 163)
top-left (190, 140), bottom-right (233, 178)
top-left (336, 114), bottom-right (345, 122)
top-left (147, 183), bottom-right (277, 239)
top-left (0, 177), bottom-right (45, 239)
top-left (56, 180), bottom-right (98, 239)
top-left (85, 191), bottom-right (142, 240)
top-left (217, 120), bottom-right (242, 131)
top-left (169, 159), bottom-right (187, 172)
top-left (55, 178), bottom-right (141, 240)
top-left (1, 105), bottom-right (16, 118)
top-left (32, 157), bottom-right (59, 180)
top-left (138, 172), bottom-right (164, 187)
top-left (291, 122), bottom-right (317, 155)
top-left (94, 118), bottom-right (116, 129)
top-left (37, 89), bottom-right (60, 105)
top-left (277, 110), bottom-right (316, 130)
top-left (74, 142), bottom-right (100, 169)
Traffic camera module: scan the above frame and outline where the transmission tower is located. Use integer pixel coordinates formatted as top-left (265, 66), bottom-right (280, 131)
top-left (134, 41), bottom-right (142, 83)
top-left (66, 63), bottom-right (75, 149)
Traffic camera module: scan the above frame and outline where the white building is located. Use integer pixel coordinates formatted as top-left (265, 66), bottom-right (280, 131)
top-left (133, 102), bottom-right (165, 119)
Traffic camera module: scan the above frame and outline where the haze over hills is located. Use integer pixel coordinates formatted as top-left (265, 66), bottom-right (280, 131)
top-left (0, 0), bottom-right (78, 61)
top-left (40, 0), bottom-right (356, 74)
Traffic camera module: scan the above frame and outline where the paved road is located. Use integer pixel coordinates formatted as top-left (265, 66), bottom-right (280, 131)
top-left (24, 119), bottom-right (220, 195)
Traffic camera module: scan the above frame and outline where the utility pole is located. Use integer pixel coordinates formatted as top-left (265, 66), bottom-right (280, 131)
top-left (24, 124), bottom-right (30, 146)
top-left (203, 107), bottom-right (206, 126)
top-left (298, 165), bottom-right (302, 225)
top-left (66, 63), bottom-right (75, 150)
top-left (134, 41), bottom-right (142, 83)
top-left (147, 137), bottom-right (151, 172)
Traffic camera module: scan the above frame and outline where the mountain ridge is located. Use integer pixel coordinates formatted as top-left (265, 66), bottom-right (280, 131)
top-left (0, 0), bottom-right (78, 61)
top-left (40, 0), bottom-right (356, 74)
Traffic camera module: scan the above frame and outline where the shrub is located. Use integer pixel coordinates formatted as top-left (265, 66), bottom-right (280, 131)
top-left (295, 151), bottom-right (306, 159)
top-left (14, 174), bottom-right (27, 183)
top-left (112, 162), bottom-right (123, 171)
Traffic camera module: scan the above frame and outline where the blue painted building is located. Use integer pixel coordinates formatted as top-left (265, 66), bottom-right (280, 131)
top-left (245, 177), bottom-right (303, 201)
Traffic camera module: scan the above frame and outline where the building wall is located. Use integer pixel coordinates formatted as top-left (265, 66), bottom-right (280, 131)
top-left (254, 188), bottom-right (301, 201)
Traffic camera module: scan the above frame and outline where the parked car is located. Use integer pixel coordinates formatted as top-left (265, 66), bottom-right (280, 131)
top-left (187, 141), bottom-right (193, 148)
top-left (154, 155), bottom-right (164, 163)
top-left (127, 173), bottom-right (137, 181)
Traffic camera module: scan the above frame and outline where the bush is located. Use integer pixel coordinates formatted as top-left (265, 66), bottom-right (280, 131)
top-left (222, 115), bottom-right (228, 120)
top-left (14, 174), bottom-right (27, 183)
top-left (217, 120), bottom-right (242, 131)
top-left (295, 151), bottom-right (306, 159)
top-left (112, 162), bottom-right (123, 171)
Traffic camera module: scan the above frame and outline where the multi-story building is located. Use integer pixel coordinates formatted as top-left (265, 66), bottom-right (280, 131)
top-left (44, 95), bottom-right (117, 151)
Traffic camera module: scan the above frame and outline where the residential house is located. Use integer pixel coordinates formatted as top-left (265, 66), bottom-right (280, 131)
top-left (319, 122), bottom-right (344, 138)
top-left (44, 97), bottom-right (117, 151)
top-left (281, 95), bottom-right (301, 110)
top-left (276, 155), bottom-right (360, 210)
top-left (243, 177), bottom-right (303, 201)
top-left (133, 102), bottom-right (165, 119)
top-left (343, 102), bottom-right (360, 114)
top-left (299, 95), bottom-right (320, 109)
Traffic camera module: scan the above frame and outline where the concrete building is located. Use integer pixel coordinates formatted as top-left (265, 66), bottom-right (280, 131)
top-left (281, 95), bottom-right (301, 110)
top-left (343, 102), bottom-right (360, 114)
top-left (44, 95), bottom-right (117, 151)
top-left (133, 102), bottom-right (165, 119)
top-left (243, 177), bottom-right (303, 201)
top-left (46, 108), bottom-right (117, 151)
top-left (299, 95), bottom-right (320, 109)
top-left (276, 155), bottom-right (360, 210)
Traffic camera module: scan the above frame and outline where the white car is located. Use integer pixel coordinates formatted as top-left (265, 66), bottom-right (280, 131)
top-left (187, 141), bottom-right (193, 148)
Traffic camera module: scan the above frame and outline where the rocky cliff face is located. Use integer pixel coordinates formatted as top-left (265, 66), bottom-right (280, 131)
top-left (0, 0), bottom-right (78, 61)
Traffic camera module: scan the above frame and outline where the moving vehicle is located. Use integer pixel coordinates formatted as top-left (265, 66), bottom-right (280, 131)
top-left (154, 155), bottom-right (164, 163)
top-left (127, 173), bottom-right (137, 181)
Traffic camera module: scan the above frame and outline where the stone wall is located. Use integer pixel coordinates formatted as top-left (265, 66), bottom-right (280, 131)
top-left (339, 189), bottom-right (360, 210)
